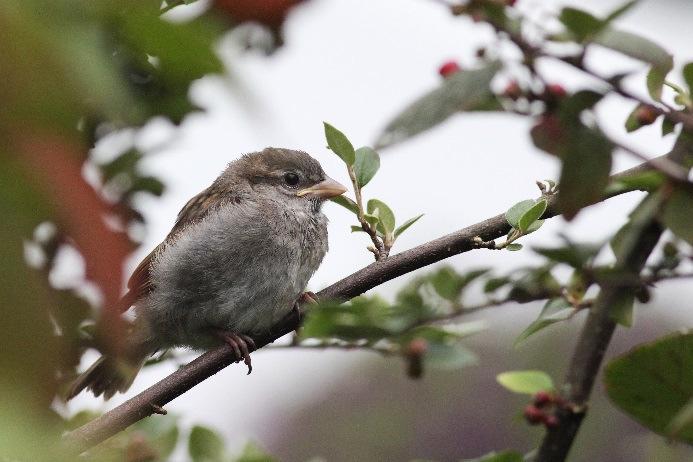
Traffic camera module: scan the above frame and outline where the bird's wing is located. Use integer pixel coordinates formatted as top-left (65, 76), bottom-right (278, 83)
top-left (118, 184), bottom-right (240, 311)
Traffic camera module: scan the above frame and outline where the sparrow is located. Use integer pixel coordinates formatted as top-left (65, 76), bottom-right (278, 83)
top-left (67, 148), bottom-right (346, 400)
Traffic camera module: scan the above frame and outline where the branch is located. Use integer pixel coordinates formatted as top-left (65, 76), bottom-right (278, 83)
top-left (537, 136), bottom-right (693, 461)
top-left (63, 155), bottom-right (668, 454)
top-left (536, 218), bottom-right (663, 461)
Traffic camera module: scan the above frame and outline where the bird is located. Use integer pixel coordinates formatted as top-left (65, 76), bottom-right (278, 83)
top-left (67, 148), bottom-right (347, 400)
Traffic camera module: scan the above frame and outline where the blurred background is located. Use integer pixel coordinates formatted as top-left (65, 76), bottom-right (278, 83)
top-left (3, 0), bottom-right (692, 460)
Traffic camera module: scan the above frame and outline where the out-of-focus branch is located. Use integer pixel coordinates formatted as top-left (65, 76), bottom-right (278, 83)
top-left (63, 155), bottom-right (668, 455)
top-left (537, 216), bottom-right (663, 461)
top-left (537, 136), bottom-right (692, 461)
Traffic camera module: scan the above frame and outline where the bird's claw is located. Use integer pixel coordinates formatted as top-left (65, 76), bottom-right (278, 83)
top-left (299, 291), bottom-right (319, 305)
top-left (293, 291), bottom-right (318, 320)
top-left (217, 331), bottom-right (256, 375)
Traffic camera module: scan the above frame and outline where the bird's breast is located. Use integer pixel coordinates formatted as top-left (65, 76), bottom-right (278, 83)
top-left (141, 201), bottom-right (328, 348)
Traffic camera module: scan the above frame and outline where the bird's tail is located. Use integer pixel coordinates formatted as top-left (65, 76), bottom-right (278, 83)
top-left (66, 336), bottom-right (154, 401)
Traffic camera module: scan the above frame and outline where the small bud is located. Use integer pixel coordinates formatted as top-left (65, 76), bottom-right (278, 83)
top-left (502, 80), bottom-right (522, 100)
top-left (634, 104), bottom-right (659, 126)
top-left (506, 0), bottom-right (517, 6)
top-left (524, 405), bottom-right (545, 425)
top-left (663, 241), bottom-right (678, 258)
top-left (405, 338), bottom-right (428, 379)
top-left (126, 433), bottom-right (158, 462)
top-left (546, 84), bottom-right (567, 98)
top-left (635, 285), bottom-right (651, 304)
top-left (406, 338), bottom-right (428, 357)
top-left (438, 60), bottom-right (462, 78)
top-left (533, 391), bottom-right (553, 408)
top-left (544, 414), bottom-right (560, 428)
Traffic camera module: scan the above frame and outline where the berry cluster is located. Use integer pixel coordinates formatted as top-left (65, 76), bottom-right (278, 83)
top-left (523, 391), bottom-right (563, 428)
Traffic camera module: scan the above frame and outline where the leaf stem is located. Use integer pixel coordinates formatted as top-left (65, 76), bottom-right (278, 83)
top-left (348, 166), bottom-right (388, 260)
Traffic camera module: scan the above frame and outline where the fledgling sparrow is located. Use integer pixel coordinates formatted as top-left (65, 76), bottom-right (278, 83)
top-left (68, 148), bottom-right (346, 400)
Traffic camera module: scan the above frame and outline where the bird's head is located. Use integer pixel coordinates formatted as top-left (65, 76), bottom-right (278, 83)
top-left (224, 148), bottom-right (347, 209)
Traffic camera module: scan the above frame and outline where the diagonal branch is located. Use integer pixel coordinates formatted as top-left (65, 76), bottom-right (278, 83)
top-left (63, 155), bottom-right (668, 454)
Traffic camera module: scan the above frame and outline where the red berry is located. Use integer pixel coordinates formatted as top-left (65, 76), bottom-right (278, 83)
top-left (524, 405), bottom-right (545, 425)
top-left (212, 0), bottom-right (303, 29)
top-left (470, 10), bottom-right (486, 22)
top-left (546, 84), bottom-right (567, 98)
top-left (502, 80), bottom-right (522, 100)
top-left (533, 391), bottom-right (553, 407)
top-left (438, 61), bottom-right (461, 78)
top-left (544, 414), bottom-right (560, 428)
top-left (634, 104), bottom-right (659, 125)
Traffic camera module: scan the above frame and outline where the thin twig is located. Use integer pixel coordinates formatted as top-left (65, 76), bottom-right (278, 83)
top-left (348, 166), bottom-right (387, 260)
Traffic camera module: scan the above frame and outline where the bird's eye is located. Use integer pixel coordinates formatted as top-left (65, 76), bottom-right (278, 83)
top-left (283, 172), bottom-right (300, 187)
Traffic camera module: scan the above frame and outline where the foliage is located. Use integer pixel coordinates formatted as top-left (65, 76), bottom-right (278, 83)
top-left (605, 331), bottom-right (693, 444)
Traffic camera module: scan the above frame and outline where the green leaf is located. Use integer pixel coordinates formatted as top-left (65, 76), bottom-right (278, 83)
top-left (594, 28), bottom-right (673, 71)
top-left (375, 62), bottom-right (501, 148)
top-left (363, 212), bottom-right (380, 229)
top-left (624, 104), bottom-right (644, 133)
top-left (559, 7), bottom-right (604, 42)
top-left (533, 240), bottom-right (603, 268)
top-left (353, 147), bottom-right (380, 187)
top-left (683, 62), bottom-right (693, 94)
top-left (394, 214), bottom-right (424, 239)
top-left (323, 122), bottom-right (355, 165)
top-left (518, 199), bottom-right (547, 233)
top-left (557, 125), bottom-right (613, 220)
top-left (189, 425), bottom-right (226, 462)
top-left (329, 195), bottom-right (359, 215)
top-left (426, 342), bottom-right (478, 370)
top-left (605, 170), bottom-right (664, 196)
top-left (594, 28), bottom-right (673, 100)
top-left (367, 199), bottom-right (396, 236)
top-left (462, 451), bottom-right (524, 462)
top-left (669, 397), bottom-right (693, 439)
top-left (350, 225), bottom-right (365, 233)
top-left (234, 442), bottom-right (277, 462)
top-left (525, 219), bottom-right (544, 234)
top-left (609, 291), bottom-right (635, 327)
top-left (515, 298), bottom-right (574, 345)
top-left (496, 370), bottom-right (555, 394)
top-left (661, 116), bottom-right (677, 136)
top-left (662, 186), bottom-right (693, 245)
top-left (611, 191), bottom-right (663, 260)
top-left (646, 67), bottom-right (667, 101)
top-left (506, 243), bottom-right (523, 251)
top-left (484, 277), bottom-right (511, 293)
top-left (133, 414), bottom-right (180, 460)
top-left (430, 267), bottom-right (464, 301)
top-left (301, 296), bottom-right (403, 341)
top-left (604, 331), bottom-right (693, 443)
top-left (505, 200), bottom-right (535, 229)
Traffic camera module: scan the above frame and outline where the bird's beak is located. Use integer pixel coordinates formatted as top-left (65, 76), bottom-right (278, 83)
top-left (296, 176), bottom-right (347, 199)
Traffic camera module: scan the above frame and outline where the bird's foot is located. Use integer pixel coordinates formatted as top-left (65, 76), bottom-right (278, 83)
top-left (292, 291), bottom-right (319, 321)
top-left (216, 331), bottom-right (256, 375)
top-left (291, 291), bottom-right (319, 335)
